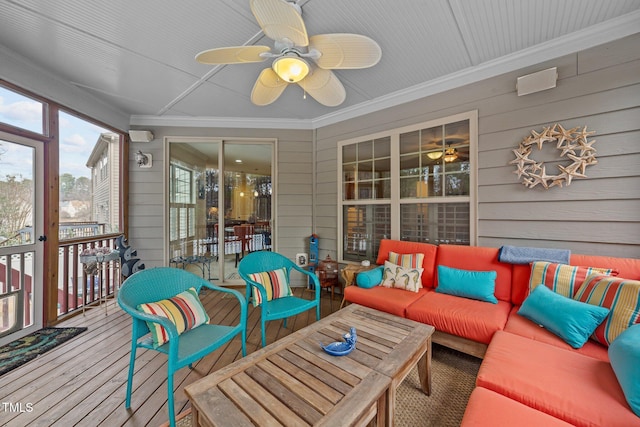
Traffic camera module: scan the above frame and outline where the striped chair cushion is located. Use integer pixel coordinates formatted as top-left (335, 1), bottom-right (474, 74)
top-left (575, 274), bottom-right (640, 346)
top-left (249, 267), bottom-right (292, 307)
top-left (138, 287), bottom-right (210, 347)
top-left (529, 261), bottom-right (616, 298)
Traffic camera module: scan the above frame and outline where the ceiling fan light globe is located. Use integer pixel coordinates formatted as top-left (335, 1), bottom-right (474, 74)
top-left (272, 56), bottom-right (309, 83)
top-left (444, 147), bottom-right (458, 162)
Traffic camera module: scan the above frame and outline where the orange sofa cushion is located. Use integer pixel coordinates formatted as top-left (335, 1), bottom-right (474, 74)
top-left (504, 306), bottom-right (609, 362)
top-left (376, 239), bottom-right (438, 289)
top-left (511, 254), bottom-right (640, 306)
top-left (405, 291), bottom-right (511, 344)
top-left (477, 331), bottom-right (640, 427)
top-left (435, 245), bottom-right (512, 302)
top-left (461, 387), bottom-right (573, 427)
top-left (343, 285), bottom-right (427, 318)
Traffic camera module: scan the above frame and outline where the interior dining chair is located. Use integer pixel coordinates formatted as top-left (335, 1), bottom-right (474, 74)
top-left (234, 224), bottom-right (253, 257)
top-left (239, 251), bottom-right (320, 347)
top-left (117, 267), bottom-right (247, 427)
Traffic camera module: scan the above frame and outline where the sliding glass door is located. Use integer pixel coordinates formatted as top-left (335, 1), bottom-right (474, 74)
top-left (168, 139), bottom-right (273, 283)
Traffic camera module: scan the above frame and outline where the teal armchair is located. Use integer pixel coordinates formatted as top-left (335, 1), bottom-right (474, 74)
top-left (239, 251), bottom-right (320, 347)
top-left (117, 267), bottom-right (247, 427)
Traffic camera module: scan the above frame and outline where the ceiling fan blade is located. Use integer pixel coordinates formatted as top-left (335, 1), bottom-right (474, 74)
top-left (309, 34), bottom-right (382, 69)
top-left (250, 0), bottom-right (308, 46)
top-left (195, 46), bottom-right (271, 64)
top-left (298, 68), bottom-right (346, 107)
top-left (251, 68), bottom-right (288, 106)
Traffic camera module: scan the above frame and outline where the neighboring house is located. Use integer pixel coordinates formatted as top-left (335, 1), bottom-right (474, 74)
top-left (59, 200), bottom-right (90, 219)
top-left (85, 133), bottom-right (120, 234)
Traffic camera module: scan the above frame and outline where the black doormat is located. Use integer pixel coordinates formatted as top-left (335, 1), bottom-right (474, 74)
top-left (0, 327), bottom-right (87, 376)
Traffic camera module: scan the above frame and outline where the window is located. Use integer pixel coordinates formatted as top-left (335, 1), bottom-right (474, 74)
top-left (342, 137), bottom-right (391, 200)
top-left (338, 111), bottom-right (477, 262)
top-left (0, 85), bottom-right (46, 135)
top-left (169, 163), bottom-right (196, 252)
top-left (171, 165), bottom-right (193, 204)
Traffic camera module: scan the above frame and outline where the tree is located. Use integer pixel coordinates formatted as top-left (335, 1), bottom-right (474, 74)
top-left (60, 173), bottom-right (75, 201)
top-left (0, 175), bottom-right (33, 241)
top-left (73, 176), bottom-right (91, 200)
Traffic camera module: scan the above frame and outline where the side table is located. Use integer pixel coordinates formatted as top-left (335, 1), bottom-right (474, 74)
top-left (340, 263), bottom-right (377, 309)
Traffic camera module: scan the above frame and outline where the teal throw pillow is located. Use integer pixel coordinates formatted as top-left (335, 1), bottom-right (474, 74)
top-left (356, 266), bottom-right (383, 289)
top-left (518, 285), bottom-right (610, 349)
top-left (609, 323), bottom-right (640, 417)
top-left (436, 265), bottom-right (498, 304)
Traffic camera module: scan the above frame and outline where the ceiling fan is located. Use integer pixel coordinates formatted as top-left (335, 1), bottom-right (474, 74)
top-left (195, 0), bottom-right (382, 107)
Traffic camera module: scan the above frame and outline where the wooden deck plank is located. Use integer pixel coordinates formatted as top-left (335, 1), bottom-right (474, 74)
top-left (1, 285), bottom-right (340, 426)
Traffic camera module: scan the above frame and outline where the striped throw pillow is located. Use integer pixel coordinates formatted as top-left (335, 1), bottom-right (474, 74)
top-left (574, 274), bottom-right (640, 346)
top-left (529, 261), bottom-right (615, 298)
top-left (388, 252), bottom-right (425, 288)
top-left (248, 267), bottom-right (292, 307)
top-left (388, 251), bottom-right (425, 269)
top-left (138, 287), bottom-right (210, 348)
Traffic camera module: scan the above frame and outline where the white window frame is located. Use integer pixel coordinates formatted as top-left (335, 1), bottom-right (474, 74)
top-left (337, 110), bottom-right (478, 263)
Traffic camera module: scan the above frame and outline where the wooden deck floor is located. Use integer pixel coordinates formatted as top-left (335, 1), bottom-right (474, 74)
top-left (0, 286), bottom-right (342, 427)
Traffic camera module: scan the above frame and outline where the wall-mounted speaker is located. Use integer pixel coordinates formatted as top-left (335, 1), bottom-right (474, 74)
top-left (128, 130), bottom-right (154, 142)
top-left (517, 67), bottom-right (557, 96)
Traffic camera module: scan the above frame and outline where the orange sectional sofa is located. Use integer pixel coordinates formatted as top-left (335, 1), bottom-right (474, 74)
top-left (343, 239), bottom-right (640, 426)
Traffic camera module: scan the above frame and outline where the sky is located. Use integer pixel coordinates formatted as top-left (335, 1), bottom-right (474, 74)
top-left (0, 86), bottom-right (109, 180)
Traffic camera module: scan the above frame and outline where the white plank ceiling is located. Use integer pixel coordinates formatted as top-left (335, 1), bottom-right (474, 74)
top-left (0, 0), bottom-right (639, 127)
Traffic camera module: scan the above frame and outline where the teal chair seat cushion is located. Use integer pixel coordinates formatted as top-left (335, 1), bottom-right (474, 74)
top-left (177, 324), bottom-right (239, 364)
top-left (262, 294), bottom-right (318, 318)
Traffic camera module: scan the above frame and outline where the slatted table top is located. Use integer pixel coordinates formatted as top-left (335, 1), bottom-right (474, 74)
top-left (185, 304), bottom-right (435, 427)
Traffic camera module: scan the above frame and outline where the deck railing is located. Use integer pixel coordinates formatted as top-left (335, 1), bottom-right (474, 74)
top-left (57, 234), bottom-right (121, 316)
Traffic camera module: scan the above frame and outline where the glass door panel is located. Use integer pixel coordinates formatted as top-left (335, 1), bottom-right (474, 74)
top-left (0, 135), bottom-right (43, 344)
top-left (168, 142), bottom-right (219, 279)
top-left (223, 142), bottom-right (272, 281)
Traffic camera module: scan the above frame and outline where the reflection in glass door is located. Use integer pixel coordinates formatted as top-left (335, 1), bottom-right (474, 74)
top-left (223, 142), bottom-right (273, 280)
top-left (0, 135), bottom-right (44, 345)
top-left (168, 140), bottom-right (273, 283)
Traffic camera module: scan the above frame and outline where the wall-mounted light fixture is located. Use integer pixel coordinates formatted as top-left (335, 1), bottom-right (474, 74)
top-left (135, 150), bottom-right (152, 168)
top-left (517, 67), bottom-right (557, 96)
top-left (129, 130), bottom-right (154, 142)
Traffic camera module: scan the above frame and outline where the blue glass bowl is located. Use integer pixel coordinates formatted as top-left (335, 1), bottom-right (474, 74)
top-left (320, 327), bottom-right (357, 356)
top-left (321, 341), bottom-right (355, 356)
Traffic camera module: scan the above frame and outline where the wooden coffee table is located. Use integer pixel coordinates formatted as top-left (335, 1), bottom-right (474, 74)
top-left (185, 304), bottom-right (434, 427)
